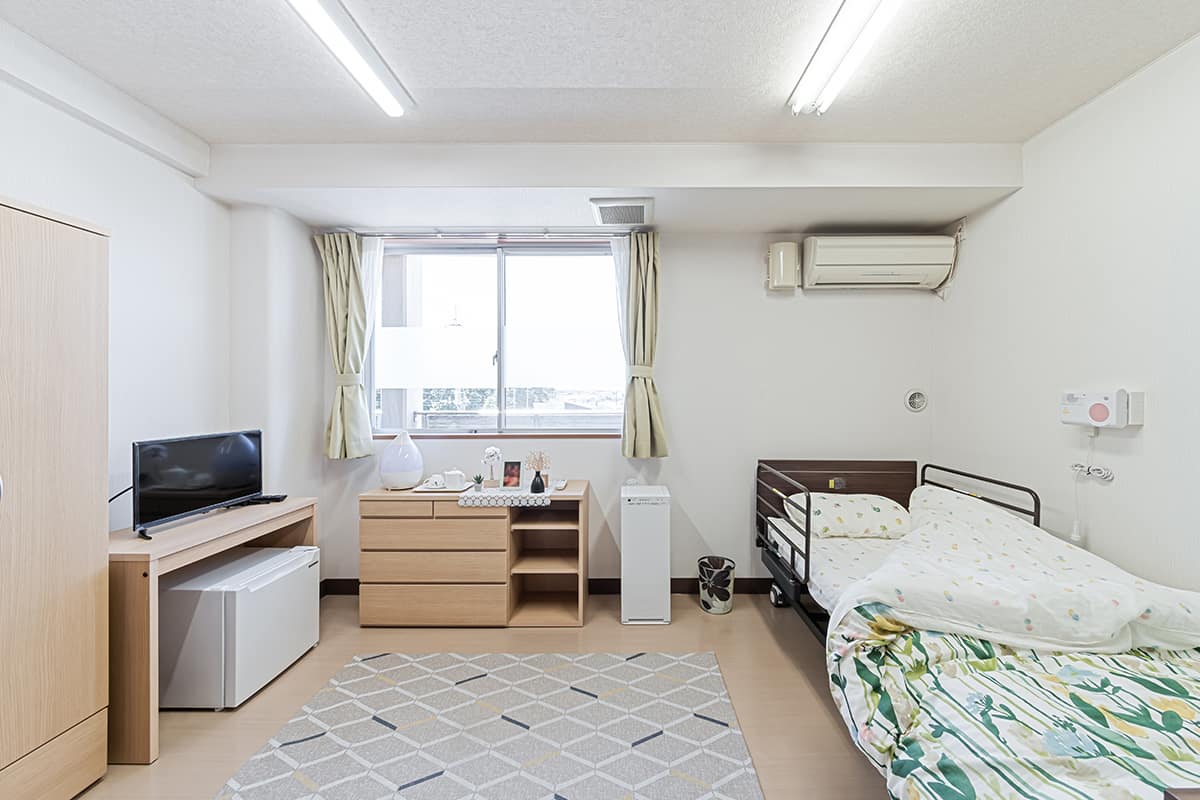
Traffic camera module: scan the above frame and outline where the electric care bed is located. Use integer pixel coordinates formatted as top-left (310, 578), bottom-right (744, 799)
top-left (752, 459), bottom-right (1200, 800)
top-left (753, 459), bottom-right (1040, 639)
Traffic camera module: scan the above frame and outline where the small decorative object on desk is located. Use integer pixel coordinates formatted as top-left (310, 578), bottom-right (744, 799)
top-left (502, 460), bottom-right (522, 489)
top-left (459, 488), bottom-right (554, 507)
top-left (525, 450), bottom-right (550, 494)
top-left (482, 446), bottom-right (502, 487)
top-left (471, 474), bottom-right (484, 491)
top-left (379, 430), bottom-right (424, 490)
top-left (444, 468), bottom-right (466, 491)
top-left (698, 556), bottom-right (735, 615)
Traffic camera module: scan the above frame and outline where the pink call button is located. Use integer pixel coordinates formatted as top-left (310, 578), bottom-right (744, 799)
top-left (1089, 403), bottom-right (1110, 423)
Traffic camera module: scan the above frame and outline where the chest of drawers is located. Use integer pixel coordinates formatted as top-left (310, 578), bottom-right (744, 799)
top-left (358, 482), bottom-right (589, 627)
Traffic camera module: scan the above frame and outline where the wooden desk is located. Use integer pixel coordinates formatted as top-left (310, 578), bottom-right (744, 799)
top-left (107, 498), bottom-right (317, 764)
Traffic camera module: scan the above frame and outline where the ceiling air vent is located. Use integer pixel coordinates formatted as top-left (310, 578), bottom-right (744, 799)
top-left (590, 197), bottom-right (654, 226)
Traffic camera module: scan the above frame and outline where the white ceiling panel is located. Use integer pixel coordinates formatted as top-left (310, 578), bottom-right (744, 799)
top-left (1, 1), bottom-right (1197, 143)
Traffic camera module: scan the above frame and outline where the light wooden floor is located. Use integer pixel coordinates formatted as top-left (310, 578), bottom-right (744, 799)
top-left (81, 594), bottom-right (882, 800)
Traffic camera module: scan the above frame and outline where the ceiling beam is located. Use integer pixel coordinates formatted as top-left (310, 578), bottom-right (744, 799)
top-left (201, 143), bottom-right (1021, 196)
top-left (0, 18), bottom-right (210, 177)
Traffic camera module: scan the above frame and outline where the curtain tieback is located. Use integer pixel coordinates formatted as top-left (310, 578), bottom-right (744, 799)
top-left (336, 371), bottom-right (363, 387)
top-left (628, 365), bottom-right (654, 380)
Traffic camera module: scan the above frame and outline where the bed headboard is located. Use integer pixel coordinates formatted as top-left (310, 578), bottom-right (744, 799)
top-left (754, 459), bottom-right (917, 551)
top-left (753, 459), bottom-right (1041, 528)
top-left (756, 459), bottom-right (918, 511)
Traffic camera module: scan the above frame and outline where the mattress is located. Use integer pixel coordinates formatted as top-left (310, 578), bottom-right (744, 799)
top-left (765, 518), bottom-right (896, 610)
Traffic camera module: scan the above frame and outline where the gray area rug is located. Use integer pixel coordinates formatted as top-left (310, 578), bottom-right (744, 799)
top-left (217, 652), bottom-right (764, 800)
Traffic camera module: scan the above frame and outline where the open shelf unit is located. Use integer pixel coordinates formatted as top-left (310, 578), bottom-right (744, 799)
top-left (510, 549), bottom-right (579, 574)
top-left (510, 509), bottom-right (580, 530)
top-left (507, 491), bottom-right (588, 627)
top-left (509, 591), bottom-right (581, 626)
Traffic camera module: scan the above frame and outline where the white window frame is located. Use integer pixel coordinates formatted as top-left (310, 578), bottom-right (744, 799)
top-left (369, 241), bottom-right (623, 437)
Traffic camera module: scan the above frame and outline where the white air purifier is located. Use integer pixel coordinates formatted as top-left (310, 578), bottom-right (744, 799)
top-left (620, 485), bottom-right (671, 624)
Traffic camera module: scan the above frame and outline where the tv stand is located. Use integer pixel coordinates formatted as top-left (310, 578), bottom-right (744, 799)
top-left (107, 497), bottom-right (317, 764)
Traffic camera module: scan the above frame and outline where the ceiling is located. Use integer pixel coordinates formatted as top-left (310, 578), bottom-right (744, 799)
top-left (1, 1), bottom-right (1198, 145)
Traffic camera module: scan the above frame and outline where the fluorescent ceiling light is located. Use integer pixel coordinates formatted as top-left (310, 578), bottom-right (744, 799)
top-left (285, 0), bottom-right (410, 117)
top-left (788, 0), bottom-right (902, 115)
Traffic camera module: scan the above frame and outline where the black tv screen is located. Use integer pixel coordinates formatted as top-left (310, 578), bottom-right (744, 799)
top-left (133, 430), bottom-right (263, 532)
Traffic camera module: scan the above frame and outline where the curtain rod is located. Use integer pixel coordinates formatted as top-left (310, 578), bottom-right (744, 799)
top-left (319, 227), bottom-right (639, 240)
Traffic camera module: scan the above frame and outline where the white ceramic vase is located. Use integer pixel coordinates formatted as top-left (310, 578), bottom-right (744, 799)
top-left (379, 431), bottom-right (424, 489)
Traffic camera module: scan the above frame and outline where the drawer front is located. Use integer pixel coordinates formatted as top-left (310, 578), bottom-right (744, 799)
top-left (360, 584), bottom-right (507, 626)
top-left (360, 517), bottom-right (507, 550)
top-left (435, 503), bottom-right (508, 519)
top-left (361, 551), bottom-right (507, 584)
top-left (360, 499), bottom-right (434, 518)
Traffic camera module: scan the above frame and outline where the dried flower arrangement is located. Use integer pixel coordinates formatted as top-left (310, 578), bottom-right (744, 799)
top-left (524, 450), bottom-right (550, 472)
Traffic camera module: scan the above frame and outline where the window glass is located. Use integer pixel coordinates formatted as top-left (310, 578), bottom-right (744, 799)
top-left (503, 252), bottom-right (625, 430)
top-left (373, 252), bottom-right (498, 431)
top-left (371, 245), bottom-right (624, 433)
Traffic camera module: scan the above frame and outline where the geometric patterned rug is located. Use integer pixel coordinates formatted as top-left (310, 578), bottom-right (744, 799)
top-left (216, 652), bottom-right (764, 800)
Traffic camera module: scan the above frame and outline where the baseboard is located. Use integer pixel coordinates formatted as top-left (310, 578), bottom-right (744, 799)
top-left (320, 578), bottom-right (361, 597)
top-left (320, 578), bottom-right (771, 597)
top-left (593, 578), bottom-right (772, 595)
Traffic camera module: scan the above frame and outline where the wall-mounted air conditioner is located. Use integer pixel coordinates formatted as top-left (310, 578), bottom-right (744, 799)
top-left (801, 235), bottom-right (956, 289)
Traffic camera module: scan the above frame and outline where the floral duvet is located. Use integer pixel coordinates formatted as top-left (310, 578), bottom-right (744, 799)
top-left (824, 486), bottom-right (1200, 799)
top-left (830, 603), bottom-right (1200, 799)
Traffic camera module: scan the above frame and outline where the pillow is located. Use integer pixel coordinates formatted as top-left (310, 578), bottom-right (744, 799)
top-left (909, 484), bottom-right (1021, 530)
top-left (784, 492), bottom-right (909, 539)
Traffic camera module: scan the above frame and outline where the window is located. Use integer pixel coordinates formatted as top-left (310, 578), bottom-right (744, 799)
top-left (371, 243), bottom-right (625, 434)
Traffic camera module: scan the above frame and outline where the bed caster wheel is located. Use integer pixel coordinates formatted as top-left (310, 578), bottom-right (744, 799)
top-left (769, 584), bottom-right (789, 608)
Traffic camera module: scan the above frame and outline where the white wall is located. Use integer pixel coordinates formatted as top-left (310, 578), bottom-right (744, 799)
top-left (0, 80), bottom-right (231, 530)
top-left (931, 37), bottom-right (1200, 589)
top-left (317, 233), bottom-right (939, 579)
top-left (228, 206), bottom-right (325, 503)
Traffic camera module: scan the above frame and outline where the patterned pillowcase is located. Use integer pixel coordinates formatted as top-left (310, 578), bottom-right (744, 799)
top-left (784, 492), bottom-right (910, 539)
top-left (909, 484), bottom-right (1021, 529)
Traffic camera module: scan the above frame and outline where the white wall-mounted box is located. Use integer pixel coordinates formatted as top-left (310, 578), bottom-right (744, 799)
top-left (1060, 390), bottom-right (1144, 428)
top-left (766, 242), bottom-right (799, 289)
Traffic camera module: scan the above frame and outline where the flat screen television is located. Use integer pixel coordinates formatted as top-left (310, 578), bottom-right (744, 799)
top-left (133, 430), bottom-right (263, 535)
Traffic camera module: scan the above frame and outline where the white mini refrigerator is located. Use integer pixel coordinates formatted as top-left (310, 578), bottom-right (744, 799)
top-left (620, 485), bottom-right (671, 624)
top-left (159, 546), bottom-right (320, 710)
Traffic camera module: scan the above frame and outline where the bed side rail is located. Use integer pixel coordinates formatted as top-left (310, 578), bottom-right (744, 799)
top-left (921, 463), bottom-right (1042, 526)
top-left (754, 463), bottom-right (811, 585)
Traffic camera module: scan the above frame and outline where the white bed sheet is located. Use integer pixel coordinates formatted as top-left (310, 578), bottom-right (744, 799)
top-left (766, 518), bottom-right (897, 611)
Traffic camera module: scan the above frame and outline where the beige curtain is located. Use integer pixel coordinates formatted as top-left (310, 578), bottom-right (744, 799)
top-left (315, 233), bottom-right (379, 459)
top-left (615, 232), bottom-right (669, 458)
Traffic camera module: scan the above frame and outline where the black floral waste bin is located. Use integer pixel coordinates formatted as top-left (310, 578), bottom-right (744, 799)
top-left (697, 555), bottom-right (735, 614)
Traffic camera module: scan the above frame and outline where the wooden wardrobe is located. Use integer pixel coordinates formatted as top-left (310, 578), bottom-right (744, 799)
top-left (0, 199), bottom-right (109, 798)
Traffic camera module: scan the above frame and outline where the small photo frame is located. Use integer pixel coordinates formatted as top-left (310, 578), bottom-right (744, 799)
top-left (501, 461), bottom-right (522, 490)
